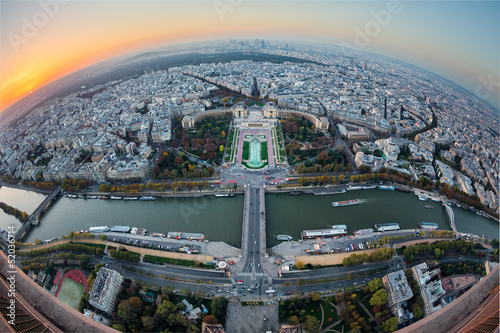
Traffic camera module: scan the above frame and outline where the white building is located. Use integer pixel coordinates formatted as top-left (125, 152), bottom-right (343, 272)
top-left (89, 268), bottom-right (123, 314)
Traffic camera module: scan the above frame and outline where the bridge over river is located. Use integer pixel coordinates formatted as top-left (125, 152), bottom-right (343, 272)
top-left (442, 200), bottom-right (458, 237)
top-left (15, 186), bottom-right (62, 241)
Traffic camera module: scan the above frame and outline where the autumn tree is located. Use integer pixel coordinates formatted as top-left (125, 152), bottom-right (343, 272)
top-left (203, 315), bottom-right (218, 324)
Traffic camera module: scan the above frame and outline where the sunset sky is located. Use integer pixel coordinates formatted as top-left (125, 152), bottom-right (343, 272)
top-left (1, 0), bottom-right (499, 112)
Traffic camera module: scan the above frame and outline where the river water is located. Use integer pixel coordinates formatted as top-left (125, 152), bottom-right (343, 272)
top-left (0, 186), bottom-right (497, 248)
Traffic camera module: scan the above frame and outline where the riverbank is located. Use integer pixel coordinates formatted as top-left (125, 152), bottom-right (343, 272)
top-left (392, 237), bottom-right (492, 250)
top-left (18, 238), bottom-right (214, 264)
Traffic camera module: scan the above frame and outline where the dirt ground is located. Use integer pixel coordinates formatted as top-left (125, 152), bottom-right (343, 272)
top-left (295, 248), bottom-right (382, 266)
top-left (18, 238), bottom-right (213, 263)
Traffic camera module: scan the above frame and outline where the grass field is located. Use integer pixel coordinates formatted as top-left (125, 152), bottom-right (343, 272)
top-left (261, 141), bottom-right (268, 160)
top-left (242, 141), bottom-right (250, 160)
top-left (57, 278), bottom-right (84, 310)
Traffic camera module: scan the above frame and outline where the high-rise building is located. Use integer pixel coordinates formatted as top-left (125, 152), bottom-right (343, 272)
top-left (89, 268), bottom-right (123, 314)
top-left (362, 60), bottom-right (368, 70)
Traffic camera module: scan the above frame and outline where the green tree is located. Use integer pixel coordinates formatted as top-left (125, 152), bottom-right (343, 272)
top-left (303, 315), bottom-right (321, 333)
top-left (381, 317), bottom-right (398, 332)
top-left (367, 278), bottom-right (383, 293)
top-left (411, 304), bottom-right (423, 320)
top-left (118, 299), bottom-right (140, 324)
top-left (156, 300), bottom-right (177, 321)
top-left (211, 297), bottom-right (228, 322)
top-left (369, 289), bottom-right (388, 306)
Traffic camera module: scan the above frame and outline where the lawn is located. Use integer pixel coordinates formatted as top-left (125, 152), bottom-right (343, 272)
top-left (261, 141), bottom-right (268, 160)
top-left (321, 300), bottom-right (340, 327)
top-left (279, 299), bottom-right (338, 329)
top-left (242, 141), bottom-right (250, 160)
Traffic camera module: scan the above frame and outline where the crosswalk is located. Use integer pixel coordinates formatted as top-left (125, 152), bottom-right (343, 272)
top-left (243, 301), bottom-right (263, 306)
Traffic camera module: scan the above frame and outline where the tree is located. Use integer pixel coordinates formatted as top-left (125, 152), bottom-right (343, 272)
top-left (358, 165), bottom-right (372, 174)
top-left (367, 278), bottom-right (383, 293)
top-left (411, 304), bottom-right (423, 319)
top-left (118, 300), bottom-right (140, 324)
top-left (203, 315), bottom-right (218, 324)
top-left (303, 315), bottom-right (321, 333)
top-left (129, 296), bottom-right (143, 308)
top-left (317, 151), bottom-right (329, 163)
top-left (156, 300), bottom-right (177, 321)
top-left (211, 297), bottom-right (228, 321)
top-left (288, 315), bottom-right (300, 325)
top-left (141, 316), bottom-right (156, 331)
top-left (175, 155), bottom-right (184, 166)
top-left (187, 324), bottom-right (200, 333)
top-left (311, 292), bottom-right (321, 302)
top-left (381, 317), bottom-right (398, 332)
top-left (369, 289), bottom-right (388, 306)
top-left (295, 261), bottom-right (305, 269)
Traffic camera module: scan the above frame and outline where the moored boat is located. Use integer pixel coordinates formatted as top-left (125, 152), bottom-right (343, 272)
top-left (379, 185), bottom-right (395, 191)
top-left (375, 223), bottom-right (400, 232)
top-left (139, 196), bottom-right (156, 201)
top-left (419, 222), bottom-right (438, 230)
top-left (353, 228), bottom-right (374, 235)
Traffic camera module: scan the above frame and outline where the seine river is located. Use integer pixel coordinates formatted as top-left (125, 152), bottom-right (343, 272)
top-left (0, 186), bottom-right (498, 247)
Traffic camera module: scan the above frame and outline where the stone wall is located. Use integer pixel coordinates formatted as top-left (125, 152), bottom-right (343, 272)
top-left (0, 251), bottom-right (117, 332)
top-left (396, 265), bottom-right (499, 333)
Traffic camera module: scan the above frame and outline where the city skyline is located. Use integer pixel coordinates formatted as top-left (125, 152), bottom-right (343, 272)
top-left (1, 0), bottom-right (499, 114)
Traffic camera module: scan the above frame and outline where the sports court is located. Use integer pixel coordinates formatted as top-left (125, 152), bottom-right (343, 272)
top-left (55, 269), bottom-right (89, 310)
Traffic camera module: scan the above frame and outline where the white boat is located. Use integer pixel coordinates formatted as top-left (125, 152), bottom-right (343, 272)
top-left (332, 199), bottom-right (359, 207)
top-left (214, 193), bottom-right (235, 197)
top-left (419, 222), bottom-right (438, 230)
top-left (379, 185), bottom-right (395, 191)
top-left (418, 195), bottom-right (428, 201)
top-left (139, 196), bottom-right (156, 201)
top-left (277, 235), bottom-right (293, 241)
top-left (375, 223), bottom-right (400, 232)
top-left (123, 197), bottom-right (139, 200)
top-left (89, 226), bottom-right (110, 233)
top-left (347, 186), bottom-right (362, 191)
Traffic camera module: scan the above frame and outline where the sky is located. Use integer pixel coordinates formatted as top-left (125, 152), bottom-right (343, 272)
top-left (1, 0), bottom-right (499, 112)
